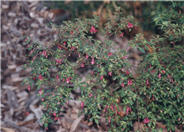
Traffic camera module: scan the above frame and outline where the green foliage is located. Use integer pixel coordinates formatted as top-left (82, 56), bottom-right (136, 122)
top-left (24, 3), bottom-right (184, 131)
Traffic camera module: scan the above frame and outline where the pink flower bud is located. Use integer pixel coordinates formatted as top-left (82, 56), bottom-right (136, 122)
top-left (161, 70), bottom-right (165, 74)
top-left (126, 70), bottom-right (130, 75)
top-left (158, 73), bottom-right (161, 79)
top-left (90, 26), bottom-right (97, 34)
top-left (66, 77), bottom-right (71, 84)
top-left (63, 41), bottom-right (67, 45)
top-left (128, 79), bottom-right (133, 86)
top-left (121, 82), bottom-right (125, 87)
top-left (41, 98), bottom-right (44, 101)
top-left (81, 63), bottom-right (85, 68)
top-left (120, 32), bottom-right (124, 37)
top-left (86, 54), bottom-right (89, 59)
top-left (146, 80), bottom-right (149, 86)
top-left (81, 101), bottom-right (84, 109)
top-left (53, 112), bottom-right (56, 117)
top-left (89, 93), bottom-right (93, 97)
top-left (108, 52), bottom-right (112, 56)
top-left (56, 59), bottom-right (62, 64)
top-left (122, 56), bottom-right (128, 59)
top-left (108, 72), bottom-right (112, 76)
top-left (143, 117), bottom-right (150, 124)
top-left (57, 45), bottom-right (62, 50)
top-left (54, 117), bottom-right (59, 121)
top-left (38, 75), bottom-right (43, 80)
top-left (27, 85), bottom-right (31, 91)
top-left (110, 104), bottom-right (114, 111)
top-left (126, 107), bottom-right (132, 115)
top-left (103, 105), bottom-right (108, 113)
top-left (127, 22), bottom-right (133, 28)
top-left (39, 89), bottom-right (43, 95)
top-left (108, 116), bottom-right (111, 124)
top-left (56, 75), bottom-right (59, 80)
top-left (42, 51), bottom-right (47, 58)
top-left (100, 75), bottom-right (104, 80)
top-left (91, 58), bottom-right (95, 65)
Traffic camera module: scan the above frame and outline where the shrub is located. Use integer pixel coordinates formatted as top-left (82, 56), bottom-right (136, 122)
top-left (24, 3), bottom-right (184, 131)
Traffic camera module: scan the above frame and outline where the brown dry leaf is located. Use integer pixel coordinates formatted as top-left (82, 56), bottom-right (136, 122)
top-left (1, 127), bottom-right (15, 132)
top-left (70, 114), bottom-right (84, 132)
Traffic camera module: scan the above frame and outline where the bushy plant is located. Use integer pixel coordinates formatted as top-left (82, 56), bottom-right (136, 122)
top-left (23, 3), bottom-right (184, 131)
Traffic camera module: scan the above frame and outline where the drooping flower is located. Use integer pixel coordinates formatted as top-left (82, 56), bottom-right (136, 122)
top-left (127, 22), bottom-right (133, 28)
top-left (128, 79), bottom-right (133, 85)
top-left (126, 107), bottom-right (132, 115)
top-left (91, 57), bottom-right (95, 65)
top-left (143, 117), bottom-right (150, 124)
top-left (81, 101), bottom-right (84, 109)
top-left (38, 75), bottom-right (43, 80)
top-left (90, 26), bottom-right (97, 34)
top-left (108, 52), bottom-right (113, 56)
top-left (120, 32), bottom-right (124, 37)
